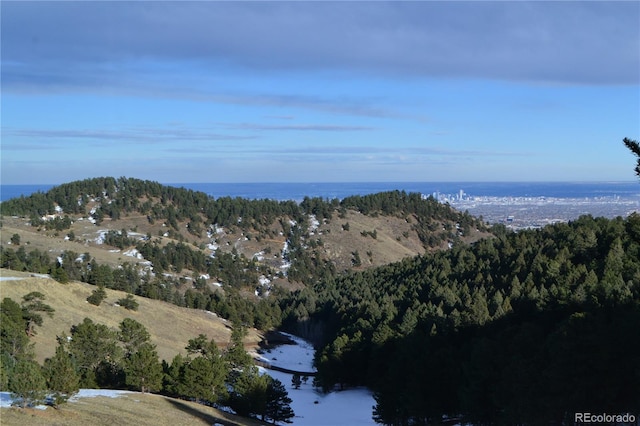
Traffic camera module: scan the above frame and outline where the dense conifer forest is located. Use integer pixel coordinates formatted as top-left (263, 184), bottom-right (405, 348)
top-left (1, 173), bottom-right (639, 424)
top-left (286, 214), bottom-right (640, 423)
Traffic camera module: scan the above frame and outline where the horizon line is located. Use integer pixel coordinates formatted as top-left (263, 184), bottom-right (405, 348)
top-left (2, 180), bottom-right (639, 187)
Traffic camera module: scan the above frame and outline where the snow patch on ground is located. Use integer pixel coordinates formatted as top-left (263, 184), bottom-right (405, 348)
top-left (308, 215), bottom-right (320, 234)
top-left (255, 275), bottom-right (272, 297)
top-left (258, 333), bottom-right (376, 425)
top-left (32, 273), bottom-right (50, 279)
top-left (280, 241), bottom-right (292, 273)
top-left (68, 389), bottom-right (132, 402)
top-left (258, 275), bottom-right (271, 286)
top-left (0, 273), bottom-right (51, 281)
top-left (0, 389), bottom-right (132, 409)
top-left (95, 230), bottom-right (108, 244)
top-left (122, 248), bottom-right (143, 259)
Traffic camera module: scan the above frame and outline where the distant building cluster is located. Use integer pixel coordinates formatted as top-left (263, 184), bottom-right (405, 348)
top-left (427, 189), bottom-right (640, 230)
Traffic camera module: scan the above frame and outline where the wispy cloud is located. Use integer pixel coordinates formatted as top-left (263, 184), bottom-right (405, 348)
top-left (183, 144), bottom-right (532, 158)
top-left (3, 127), bottom-right (256, 144)
top-left (223, 123), bottom-right (375, 132)
top-left (2, 66), bottom-right (402, 119)
top-left (264, 115), bottom-right (295, 120)
top-left (3, 2), bottom-right (637, 86)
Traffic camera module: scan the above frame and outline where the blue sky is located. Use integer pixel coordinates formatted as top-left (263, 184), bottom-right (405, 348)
top-left (1, 1), bottom-right (639, 184)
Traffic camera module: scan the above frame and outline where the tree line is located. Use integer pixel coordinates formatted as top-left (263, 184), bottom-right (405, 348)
top-left (0, 246), bottom-right (284, 331)
top-left (0, 176), bottom-right (484, 241)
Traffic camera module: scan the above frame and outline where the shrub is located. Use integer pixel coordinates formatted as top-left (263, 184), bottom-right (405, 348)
top-left (87, 287), bottom-right (107, 306)
top-left (117, 294), bottom-right (139, 311)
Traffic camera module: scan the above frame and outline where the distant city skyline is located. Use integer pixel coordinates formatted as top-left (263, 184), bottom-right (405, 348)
top-left (2, 1), bottom-right (639, 184)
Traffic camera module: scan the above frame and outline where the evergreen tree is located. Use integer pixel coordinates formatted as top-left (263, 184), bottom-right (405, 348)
top-left (0, 353), bottom-right (12, 391)
top-left (9, 359), bottom-right (46, 408)
top-left (163, 353), bottom-right (185, 397)
top-left (117, 294), bottom-right (139, 311)
top-left (87, 286), bottom-right (107, 306)
top-left (67, 318), bottom-right (121, 387)
top-left (51, 266), bottom-right (69, 283)
top-left (291, 373), bottom-right (302, 390)
top-left (119, 318), bottom-right (151, 357)
top-left (227, 366), bottom-right (270, 419)
top-left (10, 233), bottom-right (20, 246)
top-left (180, 335), bottom-right (227, 404)
top-left (44, 341), bottom-right (80, 406)
top-left (265, 378), bottom-right (294, 424)
top-left (224, 325), bottom-right (253, 372)
top-left (623, 137), bottom-right (640, 177)
top-left (180, 356), bottom-right (226, 404)
top-left (1, 298), bottom-right (33, 362)
top-left (21, 292), bottom-right (55, 336)
top-left (124, 343), bottom-right (163, 393)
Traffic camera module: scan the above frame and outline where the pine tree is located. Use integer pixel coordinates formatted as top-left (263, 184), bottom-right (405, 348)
top-left (265, 378), bottom-right (294, 424)
top-left (117, 294), bottom-right (139, 311)
top-left (163, 353), bottom-right (185, 396)
top-left (224, 325), bottom-right (253, 372)
top-left (10, 234), bottom-right (21, 246)
top-left (180, 356), bottom-right (226, 404)
top-left (87, 286), bottom-right (107, 306)
top-left (68, 318), bottom-right (121, 387)
top-left (180, 335), bottom-right (227, 403)
top-left (623, 137), bottom-right (640, 177)
top-left (1, 298), bottom-right (33, 362)
top-left (21, 292), bottom-right (55, 337)
top-left (228, 366), bottom-right (270, 419)
top-left (291, 373), bottom-right (302, 389)
top-left (9, 359), bottom-right (46, 408)
top-left (44, 342), bottom-right (79, 406)
top-left (124, 343), bottom-right (163, 393)
top-left (119, 318), bottom-right (151, 357)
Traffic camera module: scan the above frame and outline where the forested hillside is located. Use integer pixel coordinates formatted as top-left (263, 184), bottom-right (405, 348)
top-left (2, 176), bottom-right (639, 424)
top-left (1, 177), bottom-right (487, 329)
top-left (280, 214), bottom-right (640, 423)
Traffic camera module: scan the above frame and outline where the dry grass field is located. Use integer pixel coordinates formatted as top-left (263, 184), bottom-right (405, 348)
top-left (0, 392), bottom-right (269, 426)
top-left (0, 270), bottom-right (261, 364)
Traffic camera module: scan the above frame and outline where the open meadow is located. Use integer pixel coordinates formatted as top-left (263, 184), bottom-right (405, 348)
top-left (0, 269), bottom-right (261, 364)
top-left (0, 390), bottom-right (269, 426)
